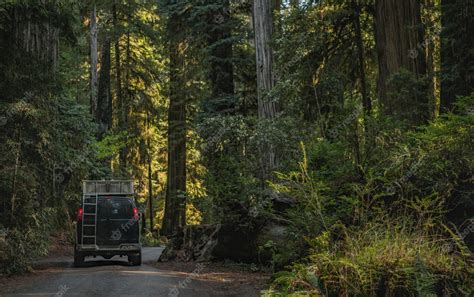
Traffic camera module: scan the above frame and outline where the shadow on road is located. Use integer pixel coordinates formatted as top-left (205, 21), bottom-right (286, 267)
top-left (33, 256), bottom-right (135, 270)
top-left (31, 246), bottom-right (165, 270)
top-left (77, 257), bottom-right (132, 268)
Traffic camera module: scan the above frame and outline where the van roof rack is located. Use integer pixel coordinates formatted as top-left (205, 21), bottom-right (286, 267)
top-left (83, 180), bottom-right (134, 195)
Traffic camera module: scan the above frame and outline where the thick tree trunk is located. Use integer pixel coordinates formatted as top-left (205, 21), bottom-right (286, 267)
top-left (375, 0), bottom-right (428, 123)
top-left (98, 38), bottom-right (112, 139)
top-left (440, 0), bottom-right (474, 113)
top-left (90, 6), bottom-right (98, 118)
top-left (162, 16), bottom-right (187, 236)
top-left (207, 0), bottom-right (235, 114)
top-left (253, 0), bottom-right (276, 113)
top-left (253, 0), bottom-right (278, 180)
top-left (12, 6), bottom-right (59, 70)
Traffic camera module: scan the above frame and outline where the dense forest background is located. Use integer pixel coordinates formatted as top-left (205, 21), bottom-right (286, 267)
top-left (0, 0), bottom-right (473, 295)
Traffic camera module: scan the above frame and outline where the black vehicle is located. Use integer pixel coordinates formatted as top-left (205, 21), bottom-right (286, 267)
top-left (74, 180), bottom-right (141, 266)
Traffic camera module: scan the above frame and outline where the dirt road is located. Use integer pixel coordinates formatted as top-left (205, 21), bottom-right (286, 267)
top-left (0, 247), bottom-right (268, 297)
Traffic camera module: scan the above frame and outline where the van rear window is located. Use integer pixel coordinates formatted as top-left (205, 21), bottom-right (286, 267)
top-left (98, 197), bottom-right (134, 219)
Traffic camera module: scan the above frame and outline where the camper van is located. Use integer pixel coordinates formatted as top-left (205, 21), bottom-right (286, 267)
top-left (74, 180), bottom-right (141, 266)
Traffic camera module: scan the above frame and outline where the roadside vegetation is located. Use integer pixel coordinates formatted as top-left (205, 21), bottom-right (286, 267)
top-left (264, 99), bottom-right (474, 295)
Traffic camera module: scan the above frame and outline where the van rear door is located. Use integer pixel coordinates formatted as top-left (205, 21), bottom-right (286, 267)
top-left (96, 196), bottom-right (139, 246)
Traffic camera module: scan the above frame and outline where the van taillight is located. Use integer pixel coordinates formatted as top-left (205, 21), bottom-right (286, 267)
top-left (77, 208), bottom-right (83, 222)
top-left (133, 207), bottom-right (139, 220)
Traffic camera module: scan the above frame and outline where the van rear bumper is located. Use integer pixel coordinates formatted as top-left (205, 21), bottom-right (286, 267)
top-left (76, 243), bottom-right (141, 255)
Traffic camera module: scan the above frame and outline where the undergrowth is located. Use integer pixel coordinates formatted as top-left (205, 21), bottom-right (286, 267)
top-left (264, 96), bottom-right (474, 296)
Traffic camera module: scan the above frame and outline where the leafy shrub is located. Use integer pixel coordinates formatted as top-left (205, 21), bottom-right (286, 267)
top-left (0, 208), bottom-right (55, 275)
top-left (266, 96), bottom-right (474, 296)
top-left (141, 230), bottom-right (167, 247)
top-left (266, 218), bottom-right (473, 296)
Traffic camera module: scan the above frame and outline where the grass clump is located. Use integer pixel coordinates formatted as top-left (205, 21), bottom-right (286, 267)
top-left (266, 218), bottom-right (473, 296)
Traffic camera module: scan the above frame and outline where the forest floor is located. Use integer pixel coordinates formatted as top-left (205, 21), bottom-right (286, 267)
top-left (0, 236), bottom-right (270, 296)
top-left (155, 261), bottom-right (271, 296)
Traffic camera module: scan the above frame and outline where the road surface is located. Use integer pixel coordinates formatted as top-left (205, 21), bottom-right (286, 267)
top-left (0, 247), bottom-right (261, 297)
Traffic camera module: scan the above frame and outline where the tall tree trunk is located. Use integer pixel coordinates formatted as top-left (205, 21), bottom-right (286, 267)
top-left (147, 151), bottom-right (154, 231)
top-left (146, 111), bottom-right (154, 231)
top-left (375, 0), bottom-right (428, 123)
top-left (353, 0), bottom-right (371, 117)
top-left (253, 0), bottom-right (278, 180)
top-left (90, 6), bottom-right (98, 118)
top-left (440, 0), bottom-right (474, 113)
top-left (162, 16), bottom-right (187, 236)
top-left (11, 5), bottom-right (59, 71)
top-left (98, 38), bottom-right (112, 139)
top-left (113, 1), bottom-right (122, 120)
top-left (424, 0), bottom-right (438, 118)
top-left (207, 0), bottom-right (235, 114)
top-left (113, 1), bottom-right (127, 171)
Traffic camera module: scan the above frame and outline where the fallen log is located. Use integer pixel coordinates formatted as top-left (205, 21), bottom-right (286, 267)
top-left (158, 222), bottom-right (288, 264)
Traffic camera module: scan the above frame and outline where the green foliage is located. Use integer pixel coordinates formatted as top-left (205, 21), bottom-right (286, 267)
top-left (386, 69), bottom-right (431, 124)
top-left (196, 113), bottom-right (304, 225)
top-left (267, 95), bottom-right (474, 295)
top-left (0, 209), bottom-right (55, 274)
top-left (274, 0), bottom-right (375, 126)
top-left (0, 93), bottom-right (102, 273)
top-left (0, 0), bottom-right (106, 274)
top-left (267, 219), bottom-right (472, 296)
top-left (140, 230), bottom-right (166, 247)
top-left (95, 131), bottom-right (130, 160)
top-left (378, 95), bottom-right (474, 218)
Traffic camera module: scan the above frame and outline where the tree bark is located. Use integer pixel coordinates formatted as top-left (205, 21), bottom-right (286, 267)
top-left (146, 112), bottom-right (154, 231)
top-left (11, 5), bottom-right (59, 71)
top-left (98, 38), bottom-right (112, 139)
top-left (162, 15), bottom-right (187, 236)
top-left (113, 1), bottom-right (122, 121)
top-left (375, 0), bottom-right (428, 122)
top-left (148, 154), bottom-right (154, 231)
top-left (90, 6), bottom-right (98, 118)
top-left (207, 0), bottom-right (235, 114)
top-left (253, 0), bottom-right (278, 180)
top-left (112, 0), bottom-right (131, 171)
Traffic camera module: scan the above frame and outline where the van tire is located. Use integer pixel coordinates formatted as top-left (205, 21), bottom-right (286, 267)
top-left (129, 251), bottom-right (141, 266)
top-left (74, 250), bottom-right (84, 267)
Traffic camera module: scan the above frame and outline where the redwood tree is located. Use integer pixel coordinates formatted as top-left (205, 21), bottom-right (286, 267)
top-left (97, 38), bottom-right (112, 139)
top-left (253, 0), bottom-right (278, 180)
top-left (90, 6), bottom-right (98, 118)
top-left (162, 8), bottom-right (187, 236)
top-left (206, 0), bottom-right (235, 114)
top-left (375, 0), bottom-right (428, 123)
